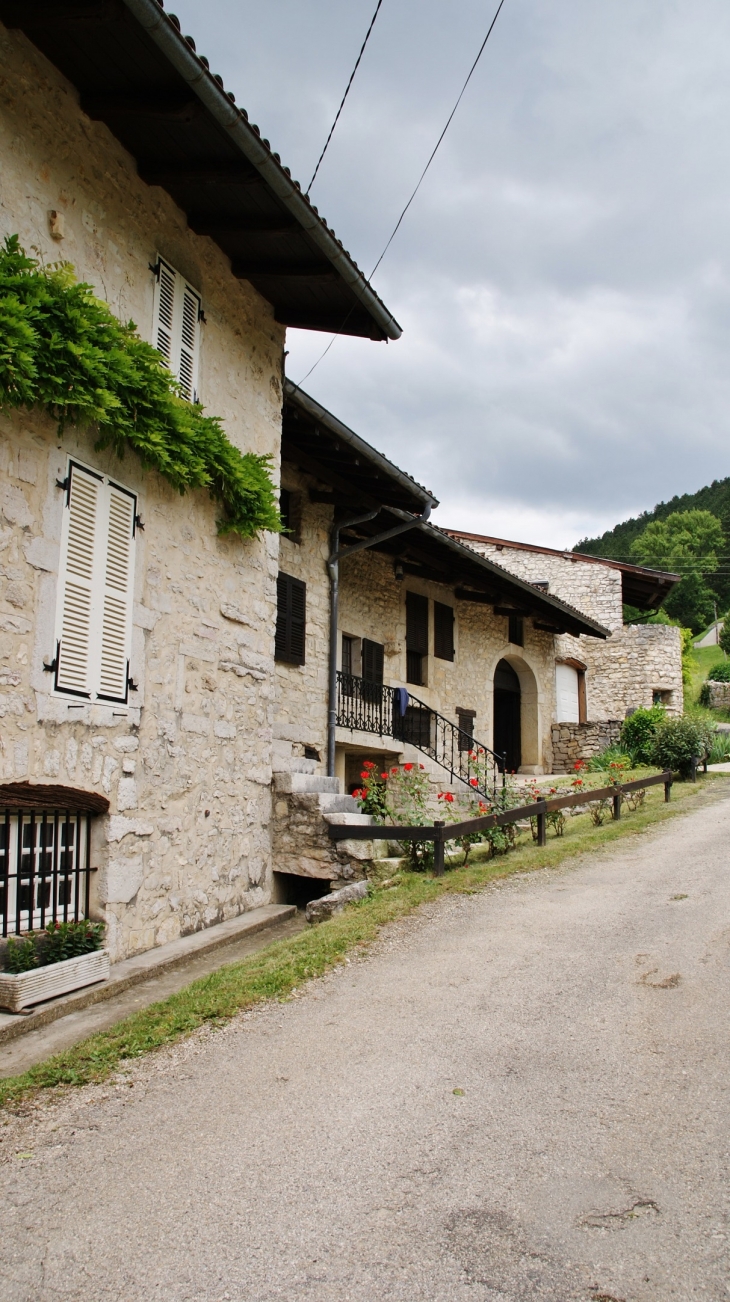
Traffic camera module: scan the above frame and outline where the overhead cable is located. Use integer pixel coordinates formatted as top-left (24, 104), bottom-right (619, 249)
top-left (306, 0), bottom-right (385, 195)
top-left (295, 0), bottom-right (509, 386)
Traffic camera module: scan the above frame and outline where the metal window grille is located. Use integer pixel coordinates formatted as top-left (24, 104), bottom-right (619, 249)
top-left (0, 809), bottom-right (94, 938)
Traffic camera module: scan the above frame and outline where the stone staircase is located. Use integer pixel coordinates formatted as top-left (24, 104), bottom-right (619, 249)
top-left (271, 752), bottom-right (388, 888)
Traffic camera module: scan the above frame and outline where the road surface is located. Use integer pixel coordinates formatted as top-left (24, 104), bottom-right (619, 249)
top-left (2, 790), bottom-right (729, 1301)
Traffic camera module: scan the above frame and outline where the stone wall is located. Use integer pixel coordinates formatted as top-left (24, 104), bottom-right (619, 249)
top-left (273, 475), bottom-right (562, 776)
top-left (466, 540), bottom-right (625, 631)
top-left (707, 682), bottom-right (730, 709)
top-left (550, 721), bottom-right (622, 773)
top-left (460, 539), bottom-right (683, 719)
top-left (0, 26), bottom-right (285, 960)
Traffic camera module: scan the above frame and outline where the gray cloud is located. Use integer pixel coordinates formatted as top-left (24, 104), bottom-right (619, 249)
top-left (173, 0), bottom-right (730, 546)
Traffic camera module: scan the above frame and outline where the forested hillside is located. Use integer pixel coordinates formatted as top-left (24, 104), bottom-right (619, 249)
top-left (575, 477), bottom-right (730, 609)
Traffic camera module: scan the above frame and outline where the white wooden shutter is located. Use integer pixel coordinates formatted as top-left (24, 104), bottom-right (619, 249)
top-left (98, 486), bottom-right (135, 701)
top-left (154, 259), bottom-right (176, 364)
top-left (178, 283), bottom-right (201, 401)
top-left (555, 663), bottom-right (580, 723)
top-left (55, 465), bottom-right (101, 696)
top-left (54, 462), bottom-right (136, 704)
top-left (153, 257), bottom-right (201, 402)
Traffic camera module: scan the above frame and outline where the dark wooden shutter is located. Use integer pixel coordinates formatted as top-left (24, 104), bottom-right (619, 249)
top-left (362, 639), bottom-right (384, 684)
top-left (406, 592), bottom-right (429, 654)
top-left (508, 615), bottom-right (524, 647)
top-left (275, 572), bottom-right (306, 665)
top-left (434, 602), bottom-right (454, 661)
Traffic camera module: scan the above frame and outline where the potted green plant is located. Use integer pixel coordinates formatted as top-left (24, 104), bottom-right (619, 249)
top-left (0, 920), bottom-right (108, 1013)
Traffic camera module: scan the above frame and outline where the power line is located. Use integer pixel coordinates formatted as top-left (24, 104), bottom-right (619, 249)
top-left (306, 0), bottom-right (385, 196)
top-left (295, 0), bottom-right (509, 388)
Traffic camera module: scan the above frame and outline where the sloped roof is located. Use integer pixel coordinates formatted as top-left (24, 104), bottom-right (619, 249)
top-left (447, 529), bottom-right (680, 612)
top-left (0, 0), bottom-right (401, 341)
top-left (283, 381), bottom-right (437, 515)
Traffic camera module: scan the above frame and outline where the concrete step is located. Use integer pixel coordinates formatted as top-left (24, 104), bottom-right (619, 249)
top-left (274, 772), bottom-right (340, 795)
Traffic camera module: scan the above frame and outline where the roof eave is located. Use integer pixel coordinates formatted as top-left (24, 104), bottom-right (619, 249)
top-left (284, 381), bottom-right (438, 511)
top-left (124, 0), bottom-right (401, 342)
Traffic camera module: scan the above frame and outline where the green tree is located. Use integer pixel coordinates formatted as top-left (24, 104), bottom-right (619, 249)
top-left (630, 510), bottom-right (723, 633)
top-left (719, 617), bottom-right (730, 657)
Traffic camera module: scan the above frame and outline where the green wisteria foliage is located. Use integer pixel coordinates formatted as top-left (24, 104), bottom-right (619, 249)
top-left (0, 236), bottom-right (281, 537)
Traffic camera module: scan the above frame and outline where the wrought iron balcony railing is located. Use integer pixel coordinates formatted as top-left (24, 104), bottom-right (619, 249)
top-left (336, 671), bottom-right (505, 798)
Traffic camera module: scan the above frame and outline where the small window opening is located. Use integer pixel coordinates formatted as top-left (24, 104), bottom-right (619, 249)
top-left (508, 615), bottom-right (524, 647)
top-left (273, 872), bottom-right (331, 909)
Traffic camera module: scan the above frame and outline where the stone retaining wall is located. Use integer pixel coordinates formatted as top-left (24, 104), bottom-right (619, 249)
top-left (707, 682), bottom-right (730, 709)
top-left (550, 721), bottom-right (622, 773)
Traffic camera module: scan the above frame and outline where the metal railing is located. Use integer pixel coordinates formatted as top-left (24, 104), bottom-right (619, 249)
top-left (329, 770), bottom-right (674, 875)
top-left (336, 671), bottom-right (504, 797)
top-left (0, 808), bottom-right (95, 938)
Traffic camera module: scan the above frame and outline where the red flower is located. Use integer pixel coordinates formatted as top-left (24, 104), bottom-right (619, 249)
top-left (445, 792), bottom-right (454, 802)
top-left (352, 788), bottom-right (363, 800)
top-left (469, 777), bottom-right (478, 787)
top-left (363, 760), bottom-right (376, 769)
top-left (380, 772), bottom-right (389, 780)
top-left (403, 763), bottom-right (414, 771)
top-left (360, 771), bottom-right (369, 781)
top-left (391, 766), bottom-right (399, 774)
top-left (419, 764), bottom-right (425, 770)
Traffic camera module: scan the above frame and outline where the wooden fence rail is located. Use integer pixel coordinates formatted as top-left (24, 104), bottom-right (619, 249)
top-left (328, 770), bottom-right (674, 877)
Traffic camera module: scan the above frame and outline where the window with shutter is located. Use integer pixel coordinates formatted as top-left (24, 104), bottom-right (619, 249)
top-left (275, 572), bottom-right (306, 665)
top-left (434, 602), bottom-right (455, 661)
top-left (406, 592), bottom-right (428, 686)
top-left (54, 461), bottom-right (136, 705)
top-left (152, 257), bottom-right (201, 402)
top-left (361, 639), bottom-right (384, 684)
top-left (406, 592), bottom-right (429, 654)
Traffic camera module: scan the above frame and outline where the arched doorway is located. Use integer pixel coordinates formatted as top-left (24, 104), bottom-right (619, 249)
top-left (494, 659), bottom-right (521, 772)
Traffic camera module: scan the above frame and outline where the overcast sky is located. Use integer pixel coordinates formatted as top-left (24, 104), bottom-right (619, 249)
top-left (173, 0), bottom-right (730, 547)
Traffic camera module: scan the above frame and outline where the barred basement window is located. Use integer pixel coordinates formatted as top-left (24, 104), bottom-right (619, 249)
top-left (275, 572), bottom-right (306, 665)
top-left (152, 256), bottom-right (202, 402)
top-left (0, 784), bottom-right (108, 938)
top-left (53, 461), bottom-right (136, 705)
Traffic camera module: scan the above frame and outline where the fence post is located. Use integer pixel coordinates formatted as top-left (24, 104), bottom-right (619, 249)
top-left (612, 790), bottom-right (622, 820)
top-left (433, 821), bottom-right (445, 877)
top-left (536, 803), bottom-right (547, 847)
top-left (664, 773), bottom-right (672, 802)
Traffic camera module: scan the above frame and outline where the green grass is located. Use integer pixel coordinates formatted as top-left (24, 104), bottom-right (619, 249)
top-left (0, 776), bottom-right (725, 1111)
top-left (688, 644), bottom-right (729, 703)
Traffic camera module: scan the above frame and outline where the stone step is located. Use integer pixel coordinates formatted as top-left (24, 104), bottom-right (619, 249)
top-left (274, 772), bottom-right (340, 795)
top-left (272, 757), bottom-right (319, 776)
top-left (316, 793), bottom-right (359, 814)
top-left (322, 811), bottom-right (376, 826)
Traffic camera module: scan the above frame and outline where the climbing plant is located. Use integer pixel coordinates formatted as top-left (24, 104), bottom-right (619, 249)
top-left (0, 236), bottom-right (281, 538)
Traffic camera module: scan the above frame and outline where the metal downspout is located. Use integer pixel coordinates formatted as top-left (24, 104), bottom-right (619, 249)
top-left (326, 503), bottom-right (432, 777)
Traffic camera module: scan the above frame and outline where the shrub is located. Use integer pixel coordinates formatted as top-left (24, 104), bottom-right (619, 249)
top-left (707, 660), bottom-right (730, 682)
top-left (0, 236), bottom-right (281, 537)
top-left (620, 706), bottom-right (666, 765)
top-left (650, 715), bottom-right (713, 778)
top-left (587, 745), bottom-right (633, 772)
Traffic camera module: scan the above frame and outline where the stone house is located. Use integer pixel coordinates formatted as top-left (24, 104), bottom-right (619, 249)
top-left (447, 532), bottom-right (683, 771)
top-left (0, 0), bottom-right (399, 958)
top-left (271, 384), bottom-right (624, 892)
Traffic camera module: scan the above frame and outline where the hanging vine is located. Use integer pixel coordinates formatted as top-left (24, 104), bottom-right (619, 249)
top-left (0, 236), bottom-right (281, 538)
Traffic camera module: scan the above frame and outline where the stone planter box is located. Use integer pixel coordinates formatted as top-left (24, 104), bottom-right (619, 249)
top-left (0, 949), bottom-right (110, 1013)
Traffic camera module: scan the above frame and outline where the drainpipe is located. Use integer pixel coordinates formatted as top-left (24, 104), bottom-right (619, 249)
top-left (326, 503), bottom-right (432, 777)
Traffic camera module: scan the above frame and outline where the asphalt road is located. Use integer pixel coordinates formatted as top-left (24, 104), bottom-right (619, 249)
top-left (2, 791), bottom-right (729, 1301)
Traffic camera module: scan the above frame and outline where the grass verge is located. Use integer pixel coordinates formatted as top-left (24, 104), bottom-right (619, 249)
top-left (1, 775), bottom-right (726, 1110)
